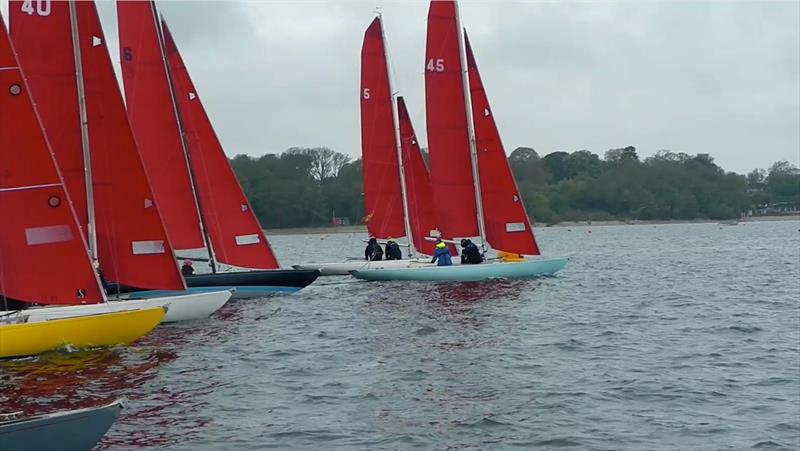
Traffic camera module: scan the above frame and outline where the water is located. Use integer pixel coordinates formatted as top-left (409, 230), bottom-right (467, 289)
top-left (1, 220), bottom-right (798, 450)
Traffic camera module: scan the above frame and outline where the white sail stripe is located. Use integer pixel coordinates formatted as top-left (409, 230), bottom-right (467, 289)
top-left (131, 240), bottom-right (166, 255)
top-left (235, 234), bottom-right (260, 246)
top-left (25, 225), bottom-right (73, 246)
top-left (0, 183), bottom-right (62, 193)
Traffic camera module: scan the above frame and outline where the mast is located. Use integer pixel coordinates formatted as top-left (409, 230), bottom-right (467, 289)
top-left (148, 0), bottom-right (217, 273)
top-left (69, 1), bottom-right (97, 262)
top-left (454, 1), bottom-right (487, 253)
top-left (378, 13), bottom-right (416, 258)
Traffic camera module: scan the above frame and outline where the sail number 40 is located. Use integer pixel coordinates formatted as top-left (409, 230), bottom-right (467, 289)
top-left (21, 0), bottom-right (51, 16)
top-left (426, 58), bottom-right (445, 72)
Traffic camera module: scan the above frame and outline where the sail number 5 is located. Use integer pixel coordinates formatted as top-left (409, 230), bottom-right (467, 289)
top-left (362, 88), bottom-right (370, 100)
top-left (21, 0), bottom-right (51, 16)
top-left (426, 58), bottom-right (445, 72)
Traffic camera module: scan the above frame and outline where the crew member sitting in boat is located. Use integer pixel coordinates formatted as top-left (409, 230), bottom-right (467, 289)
top-left (430, 239), bottom-right (453, 266)
top-left (365, 237), bottom-right (384, 261)
top-left (385, 237), bottom-right (402, 260)
top-left (181, 259), bottom-right (195, 276)
top-left (460, 239), bottom-right (484, 264)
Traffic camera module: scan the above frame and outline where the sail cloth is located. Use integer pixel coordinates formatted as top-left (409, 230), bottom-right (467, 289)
top-left (0, 12), bottom-right (104, 305)
top-left (397, 97), bottom-right (437, 256)
top-left (11, 1), bottom-right (187, 290)
top-left (161, 21), bottom-right (279, 270)
top-left (465, 34), bottom-right (540, 255)
top-left (360, 17), bottom-right (405, 239)
top-left (117, 1), bottom-right (205, 250)
top-left (425, 0), bottom-right (479, 239)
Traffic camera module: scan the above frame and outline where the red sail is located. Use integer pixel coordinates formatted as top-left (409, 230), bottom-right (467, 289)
top-left (11, 1), bottom-right (186, 290)
top-left (425, 0), bottom-right (478, 239)
top-left (465, 34), bottom-right (540, 255)
top-left (360, 17), bottom-right (405, 239)
top-left (162, 21), bottom-right (279, 269)
top-left (8, 1), bottom-right (86, 231)
top-left (397, 97), bottom-right (437, 256)
top-left (0, 13), bottom-right (103, 305)
top-left (117, 1), bottom-right (204, 250)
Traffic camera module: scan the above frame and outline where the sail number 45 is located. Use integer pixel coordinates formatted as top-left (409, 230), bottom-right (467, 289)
top-left (21, 0), bottom-right (51, 16)
top-left (426, 58), bottom-right (445, 72)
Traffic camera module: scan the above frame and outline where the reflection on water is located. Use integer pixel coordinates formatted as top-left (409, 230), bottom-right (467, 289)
top-left (1, 222), bottom-right (798, 450)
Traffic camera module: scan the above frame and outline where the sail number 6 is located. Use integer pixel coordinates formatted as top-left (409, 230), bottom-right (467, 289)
top-left (426, 58), bottom-right (445, 72)
top-left (21, 0), bottom-right (51, 16)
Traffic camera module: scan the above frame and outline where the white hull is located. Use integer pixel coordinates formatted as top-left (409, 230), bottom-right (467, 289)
top-left (351, 257), bottom-right (567, 282)
top-left (16, 290), bottom-right (232, 324)
top-left (293, 259), bottom-right (432, 276)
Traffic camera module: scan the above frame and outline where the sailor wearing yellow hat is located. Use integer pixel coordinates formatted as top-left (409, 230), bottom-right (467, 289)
top-left (429, 239), bottom-right (453, 266)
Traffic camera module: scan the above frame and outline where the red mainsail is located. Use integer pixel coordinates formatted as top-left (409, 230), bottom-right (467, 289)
top-left (117, 1), bottom-right (204, 250)
top-left (360, 16), bottom-right (405, 239)
top-left (11, 1), bottom-right (186, 289)
top-left (465, 34), bottom-right (540, 255)
top-left (0, 13), bottom-right (103, 305)
top-left (162, 21), bottom-right (279, 269)
top-left (425, 0), bottom-right (478, 239)
top-left (397, 97), bottom-right (437, 256)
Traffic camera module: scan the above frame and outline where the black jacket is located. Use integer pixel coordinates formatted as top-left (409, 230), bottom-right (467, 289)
top-left (365, 243), bottom-right (384, 261)
top-left (461, 243), bottom-right (484, 264)
top-left (385, 242), bottom-right (402, 260)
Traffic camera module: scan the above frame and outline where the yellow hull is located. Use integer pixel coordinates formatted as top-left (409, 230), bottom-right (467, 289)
top-left (0, 307), bottom-right (165, 359)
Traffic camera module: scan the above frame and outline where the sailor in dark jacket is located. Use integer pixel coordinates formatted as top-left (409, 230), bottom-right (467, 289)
top-left (181, 259), bottom-right (195, 276)
top-left (365, 237), bottom-right (384, 261)
top-left (460, 239), bottom-right (484, 264)
top-left (384, 238), bottom-right (402, 260)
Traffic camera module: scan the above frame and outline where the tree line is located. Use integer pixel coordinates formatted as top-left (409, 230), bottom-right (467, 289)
top-left (230, 146), bottom-right (800, 228)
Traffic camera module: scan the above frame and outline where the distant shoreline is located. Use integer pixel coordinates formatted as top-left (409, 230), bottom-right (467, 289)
top-left (264, 214), bottom-right (799, 236)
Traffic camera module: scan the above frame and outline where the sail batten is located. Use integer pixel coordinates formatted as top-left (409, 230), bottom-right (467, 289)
top-left (12, 1), bottom-right (187, 290)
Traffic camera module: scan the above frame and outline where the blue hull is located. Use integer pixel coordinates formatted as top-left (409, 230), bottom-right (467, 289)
top-left (0, 398), bottom-right (123, 451)
top-left (350, 257), bottom-right (567, 282)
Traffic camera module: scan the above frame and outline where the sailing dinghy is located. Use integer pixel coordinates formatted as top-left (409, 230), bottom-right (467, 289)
top-left (0, 398), bottom-right (123, 451)
top-left (351, 1), bottom-right (566, 282)
top-left (9, 0), bottom-right (231, 319)
top-left (116, 1), bottom-right (318, 298)
top-left (293, 16), bottom-right (444, 276)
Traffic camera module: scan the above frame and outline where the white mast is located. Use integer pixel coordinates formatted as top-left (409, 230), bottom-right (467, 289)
top-left (454, 1), bottom-right (487, 253)
top-left (378, 13), bottom-right (417, 258)
top-left (68, 2), bottom-right (109, 302)
top-left (69, 1), bottom-right (97, 262)
top-left (148, 0), bottom-right (218, 273)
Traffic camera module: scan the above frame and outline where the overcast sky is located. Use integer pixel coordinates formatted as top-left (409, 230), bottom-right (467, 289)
top-left (3, 1), bottom-right (798, 174)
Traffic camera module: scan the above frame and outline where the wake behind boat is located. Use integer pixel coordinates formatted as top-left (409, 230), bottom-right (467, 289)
top-left (0, 398), bottom-right (124, 451)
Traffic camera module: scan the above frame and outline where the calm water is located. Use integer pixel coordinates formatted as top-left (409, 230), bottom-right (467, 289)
top-left (1, 221), bottom-right (798, 450)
